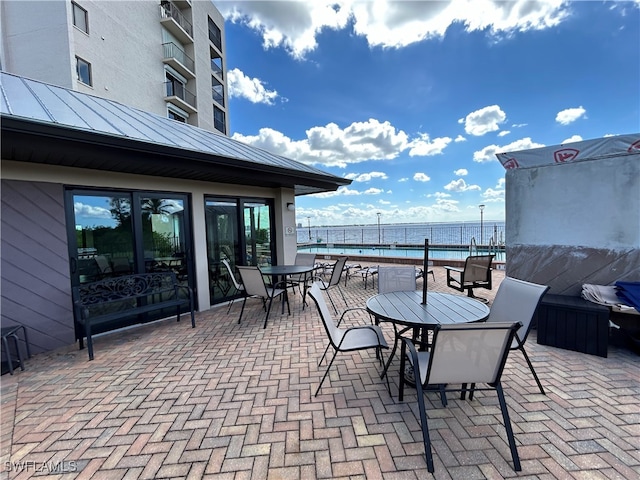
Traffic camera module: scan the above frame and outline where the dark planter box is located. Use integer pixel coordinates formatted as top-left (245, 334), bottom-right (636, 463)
top-left (536, 294), bottom-right (609, 357)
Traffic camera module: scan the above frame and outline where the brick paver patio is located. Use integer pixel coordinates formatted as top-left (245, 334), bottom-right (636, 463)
top-left (1, 266), bottom-right (639, 479)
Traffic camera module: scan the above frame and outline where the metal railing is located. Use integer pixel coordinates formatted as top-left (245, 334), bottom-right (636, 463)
top-left (212, 86), bottom-right (224, 106)
top-left (164, 81), bottom-right (196, 109)
top-left (162, 42), bottom-right (194, 73)
top-left (211, 59), bottom-right (223, 78)
top-left (297, 223), bottom-right (506, 247)
top-left (469, 237), bottom-right (478, 256)
top-left (160, 1), bottom-right (193, 38)
top-left (208, 23), bottom-right (222, 50)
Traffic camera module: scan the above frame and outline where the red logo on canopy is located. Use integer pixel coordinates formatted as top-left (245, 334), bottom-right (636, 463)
top-left (503, 158), bottom-right (519, 169)
top-left (554, 148), bottom-right (579, 163)
top-left (628, 140), bottom-right (640, 152)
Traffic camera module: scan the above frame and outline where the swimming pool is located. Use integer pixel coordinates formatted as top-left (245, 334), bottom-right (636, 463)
top-left (297, 245), bottom-right (506, 261)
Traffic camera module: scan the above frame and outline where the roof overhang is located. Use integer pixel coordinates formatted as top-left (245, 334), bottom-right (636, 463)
top-left (1, 115), bottom-right (350, 195)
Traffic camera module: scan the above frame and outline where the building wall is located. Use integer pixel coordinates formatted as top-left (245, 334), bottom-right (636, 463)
top-left (506, 155), bottom-right (640, 295)
top-left (0, 1), bottom-right (75, 87)
top-left (0, 0), bottom-right (229, 134)
top-left (1, 161), bottom-right (297, 354)
top-left (1, 180), bottom-right (75, 354)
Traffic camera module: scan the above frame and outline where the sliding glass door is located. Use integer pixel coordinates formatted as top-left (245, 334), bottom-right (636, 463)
top-left (205, 196), bottom-right (274, 305)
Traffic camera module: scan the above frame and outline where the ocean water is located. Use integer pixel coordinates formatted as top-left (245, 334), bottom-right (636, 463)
top-left (297, 221), bottom-right (505, 246)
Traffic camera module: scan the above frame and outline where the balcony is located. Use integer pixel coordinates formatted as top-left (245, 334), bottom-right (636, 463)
top-left (208, 20), bottom-right (222, 52)
top-left (164, 81), bottom-right (197, 114)
top-left (160, 1), bottom-right (193, 44)
top-left (212, 87), bottom-right (224, 107)
top-left (172, 0), bottom-right (191, 8)
top-left (211, 58), bottom-right (223, 80)
top-left (162, 42), bottom-right (195, 79)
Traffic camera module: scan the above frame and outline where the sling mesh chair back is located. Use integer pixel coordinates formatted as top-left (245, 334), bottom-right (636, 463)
top-left (377, 266), bottom-right (418, 294)
top-left (487, 276), bottom-right (550, 394)
top-left (314, 256), bottom-right (348, 314)
top-left (308, 282), bottom-right (389, 396)
top-left (288, 252), bottom-right (317, 294)
top-left (236, 266), bottom-right (289, 329)
top-left (221, 258), bottom-right (245, 313)
top-left (444, 254), bottom-right (494, 301)
top-left (399, 322), bottom-right (522, 473)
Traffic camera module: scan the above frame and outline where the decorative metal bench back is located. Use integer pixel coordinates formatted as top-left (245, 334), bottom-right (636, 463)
top-left (75, 272), bottom-right (180, 306)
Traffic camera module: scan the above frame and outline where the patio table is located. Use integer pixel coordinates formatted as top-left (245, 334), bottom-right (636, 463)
top-left (259, 264), bottom-right (316, 309)
top-left (366, 291), bottom-right (490, 379)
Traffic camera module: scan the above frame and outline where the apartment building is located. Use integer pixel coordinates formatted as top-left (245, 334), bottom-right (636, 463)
top-left (0, 0), bottom-right (229, 134)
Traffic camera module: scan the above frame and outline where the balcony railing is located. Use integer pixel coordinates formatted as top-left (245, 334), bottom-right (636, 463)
top-left (163, 42), bottom-right (195, 75)
top-left (160, 1), bottom-right (193, 39)
top-left (165, 81), bottom-right (196, 111)
top-left (208, 25), bottom-right (222, 51)
top-left (211, 59), bottom-right (223, 79)
top-left (212, 87), bottom-right (224, 107)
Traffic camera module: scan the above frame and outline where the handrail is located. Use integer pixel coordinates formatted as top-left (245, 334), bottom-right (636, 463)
top-left (469, 237), bottom-right (478, 256)
top-left (488, 237), bottom-right (496, 254)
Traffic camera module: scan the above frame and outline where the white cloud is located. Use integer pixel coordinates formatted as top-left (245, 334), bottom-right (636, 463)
top-left (363, 187), bottom-right (384, 195)
top-left (498, 130), bottom-right (510, 137)
top-left (74, 202), bottom-right (112, 221)
top-left (220, 0), bottom-right (570, 59)
top-left (561, 135), bottom-right (583, 143)
top-left (462, 105), bottom-right (507, 136)
top-left (444, 179), bottom-right (481, 192)
top-left (344, 171), bottom-right (388, 182)
top-left (454, 169), bottom-right (468, 176)
top-left (483, 187), bottom-right (505, 202)
top-left (454, 135), bottom-right (466, 142)
top-left (232, 119), bottom-right (447, 168)
top-left (408, 133), bottom-right (452, 156)
top-left (414, 173), bottom-right (431, 182)
top-left (227, 68), bottom-right (280, 105)
top-left (398, 177), bottom-right (409, 182)
top-left (473, 137), bottom-right (545, 163)
top-left (556, 106), bottom-right (587, 125)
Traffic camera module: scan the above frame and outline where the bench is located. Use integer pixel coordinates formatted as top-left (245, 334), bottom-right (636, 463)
top-left (73, 272), bottom-right (195, 360)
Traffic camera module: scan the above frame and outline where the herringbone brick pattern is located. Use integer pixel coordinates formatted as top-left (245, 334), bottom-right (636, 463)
top-left (1, 266), bottom-right (639, 479)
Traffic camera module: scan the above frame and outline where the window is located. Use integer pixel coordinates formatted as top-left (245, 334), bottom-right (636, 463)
top-left (168, 110), bottom-right (187, 123)
top-left (210, 52), bottom-right (223, 79)
top-left (213, 106), bottom-right (226, 134)
top-left (76, 56), bottom-right (92, 86)
top-left (208, 17), bottom-right (222, 51)
top-left (72, 2), bottom-right (88, 34)
top-left (212, 77), bottom-right (224, 107)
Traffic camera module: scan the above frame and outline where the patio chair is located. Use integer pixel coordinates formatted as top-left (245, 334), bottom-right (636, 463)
top-left (313, 256), bottom-right (348, 314)
top-left (486, 276), bottom-right (550, 394)
top-left (236, 266), bottom-right (289, 329)
top-left (288, 252), bottom-right (317, 294)
top-left (444, 254), bottom-right (494, 302)
top-left (377, 266), bottom-right (418, 294)
top-left (221, 258), bottom-right (245, 314)
top-left (416, 261), bottom-right (436, 282)
top-left (308, 282), bottom-right (389, 396)
top-left (399, 322), bottom-right (522, 473)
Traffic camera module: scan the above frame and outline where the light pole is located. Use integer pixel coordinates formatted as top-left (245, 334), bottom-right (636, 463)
top-left (479, 204), bottom-right (485, 245)
top-left (377, 212), bottom-right (382, 244)
top-left (307, 216), bottom-right (311, 242)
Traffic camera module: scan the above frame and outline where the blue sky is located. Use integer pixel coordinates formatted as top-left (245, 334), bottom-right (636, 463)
top-left (217, 1), bottom-right (640, 226)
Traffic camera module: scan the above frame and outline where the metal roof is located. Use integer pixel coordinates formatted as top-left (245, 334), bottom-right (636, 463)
top-left (0, 72), bottom-right (350, 195)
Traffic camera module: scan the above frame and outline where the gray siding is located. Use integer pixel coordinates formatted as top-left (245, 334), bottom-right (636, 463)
top-left (1, 180), bottom-right (74, 353)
